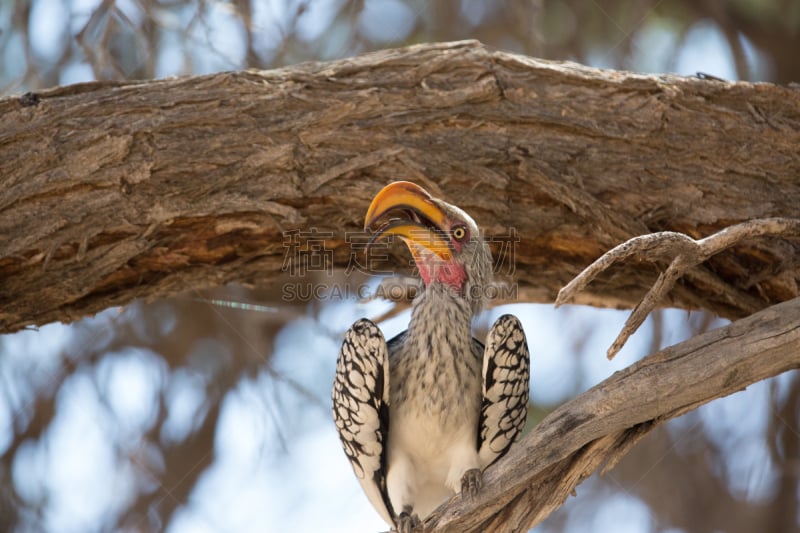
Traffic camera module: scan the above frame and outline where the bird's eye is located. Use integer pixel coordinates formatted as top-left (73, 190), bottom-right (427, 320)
top-left (452, 225), bottom-right (467, 241)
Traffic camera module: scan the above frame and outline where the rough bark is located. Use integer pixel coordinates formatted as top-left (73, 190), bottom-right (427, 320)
top-left (1, 39), bottom-right (799, 333)
top-left (423, 296), bottom-right (800, 532)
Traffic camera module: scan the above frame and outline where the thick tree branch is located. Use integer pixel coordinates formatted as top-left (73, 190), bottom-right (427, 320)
top-left (1, 40), bottom-right (799, 333)
top-left (423, 296), bottom-right (800, 532)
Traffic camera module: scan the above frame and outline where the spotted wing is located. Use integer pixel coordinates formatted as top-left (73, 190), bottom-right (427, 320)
top-left (331, 318), bottom-right (395, 526)
top-left (477, 314), bottom-right (531, 468)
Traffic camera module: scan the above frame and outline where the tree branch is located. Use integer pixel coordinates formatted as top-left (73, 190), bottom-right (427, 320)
top-left (423, 296), bottom-right (800, 532)
top-left (1, 40), bottom-right (799, 333)
top-left (557, 218), bottom-right (800, 358)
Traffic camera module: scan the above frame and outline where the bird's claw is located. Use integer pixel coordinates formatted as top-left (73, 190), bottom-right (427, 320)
top-left (460, 468), bottom-right (483, 499)
top-left (395, 509), bottom-right (421, 533)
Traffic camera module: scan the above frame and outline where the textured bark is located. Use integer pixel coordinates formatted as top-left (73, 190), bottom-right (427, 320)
top-left (424, 296), bottom-right (800, 532)
top-left (1, 39), bottom-right (799, 333)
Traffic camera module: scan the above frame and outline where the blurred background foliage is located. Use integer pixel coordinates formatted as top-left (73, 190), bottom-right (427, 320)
top-left (1, 1), bottom-right (799, 532)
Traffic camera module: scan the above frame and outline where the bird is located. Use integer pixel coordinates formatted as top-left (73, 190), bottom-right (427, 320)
top-left (331, 181), bottom-right (530, 532)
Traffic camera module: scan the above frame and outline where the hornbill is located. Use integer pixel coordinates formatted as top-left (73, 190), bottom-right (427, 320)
top-left (332, 181), bottom-right (530, 532)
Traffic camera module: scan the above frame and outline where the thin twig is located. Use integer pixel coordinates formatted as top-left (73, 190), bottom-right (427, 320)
top-left (556, 218), bottom-right (800, 359)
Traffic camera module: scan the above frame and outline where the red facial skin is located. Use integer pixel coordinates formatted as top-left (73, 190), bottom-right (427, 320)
top-left (409, 226), bottom-right (468, 292)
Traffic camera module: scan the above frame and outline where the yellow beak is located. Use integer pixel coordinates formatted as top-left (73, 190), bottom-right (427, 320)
top-left (364, 181), bottom-right (453, 261)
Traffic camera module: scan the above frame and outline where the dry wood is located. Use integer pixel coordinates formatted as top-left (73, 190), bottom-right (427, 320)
top-left (557, 218), bottom-right (800, 358)
top-left (422, 296), bottom-right (800, 532)
top-left (1, 40), bottom-right (799, 333)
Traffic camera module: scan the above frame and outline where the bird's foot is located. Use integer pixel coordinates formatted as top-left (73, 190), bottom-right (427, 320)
top-left (395, 508), bottom-right (421, 533)
top-left (460, 468), bottom-right (483, 499)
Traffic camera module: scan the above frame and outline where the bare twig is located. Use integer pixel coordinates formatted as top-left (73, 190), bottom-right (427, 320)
top-left (556, 218), bottom-right (800, 359)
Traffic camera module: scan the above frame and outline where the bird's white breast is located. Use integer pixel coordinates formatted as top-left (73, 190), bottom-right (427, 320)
top-left (385, 286), bottom-right (483, 518)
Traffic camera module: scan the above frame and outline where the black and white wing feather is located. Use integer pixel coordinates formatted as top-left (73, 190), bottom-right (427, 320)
top-left (477, 314), bottom-right (530, 468)
top-left (331, 318), bottom-right (395, 526)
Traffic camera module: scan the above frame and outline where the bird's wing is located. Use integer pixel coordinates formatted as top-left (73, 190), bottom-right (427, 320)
top-left (331, 318), bottom-right (395, 526)
top-left (477, 314), bottom-right (531, 468)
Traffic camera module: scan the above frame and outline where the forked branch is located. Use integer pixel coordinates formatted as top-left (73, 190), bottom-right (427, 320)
top-left (556, 218), bottom-right (800, 358)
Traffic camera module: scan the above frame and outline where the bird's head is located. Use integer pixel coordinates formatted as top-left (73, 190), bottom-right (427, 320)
top-left (364, 181), bottom-right (493, 311)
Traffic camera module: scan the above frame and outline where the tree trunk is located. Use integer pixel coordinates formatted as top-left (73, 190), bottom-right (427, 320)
top-left (1, 40), bottom-right (798, 333)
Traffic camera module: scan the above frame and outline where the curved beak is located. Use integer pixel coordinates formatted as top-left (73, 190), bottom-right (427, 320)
top-left (364, 181), bottom-right (452, 261)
